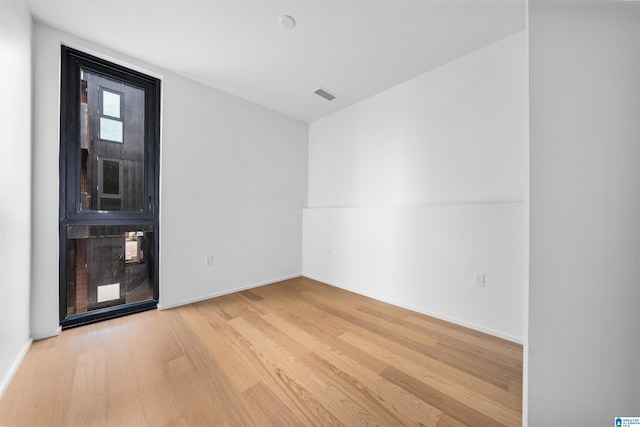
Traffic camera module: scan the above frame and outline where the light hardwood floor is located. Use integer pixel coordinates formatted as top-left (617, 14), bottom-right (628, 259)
top-left (0, 277), bottom-right (522, 426)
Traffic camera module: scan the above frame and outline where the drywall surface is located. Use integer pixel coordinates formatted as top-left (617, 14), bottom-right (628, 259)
top-left (528, 1), bottom-right (640, 423)
top-left (159, 69), bottom-right (308, 308)
top-left (309, 32), bottom-right (526, 208)
top-left (30, 23), bottom-right (308, 337)
top-left (0, 0), bottom-right (33, 397)
top-left (305, 31), bottom-right (527, 341)
top-left (303, 204), bottom-right (524, 341)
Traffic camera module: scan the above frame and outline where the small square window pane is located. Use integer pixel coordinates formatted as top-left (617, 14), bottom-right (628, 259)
top-left (102, 91), bottom-right (121, 118)
top-left (100, 117), bottom-right (123, 142)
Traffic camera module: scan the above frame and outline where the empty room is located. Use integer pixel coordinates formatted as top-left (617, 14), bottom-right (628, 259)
top-left (1, 0), bottom-right (639, 425)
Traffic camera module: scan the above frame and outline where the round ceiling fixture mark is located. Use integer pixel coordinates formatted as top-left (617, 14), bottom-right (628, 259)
top-left (279, 15), bottom-right (296, 30)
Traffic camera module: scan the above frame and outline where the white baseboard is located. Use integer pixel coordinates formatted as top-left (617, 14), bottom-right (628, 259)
top-left (32, 326), bottom-right (62, 341)
top-left (303, 274), bottom-right (523, 345)
top-left (158, 274), bottom-right (302, 311)
top-left (0, 338), bottom-right (32, 400)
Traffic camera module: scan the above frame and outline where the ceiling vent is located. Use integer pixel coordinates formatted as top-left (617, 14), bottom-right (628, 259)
top-left (314, 87), bottom-right (338, 101)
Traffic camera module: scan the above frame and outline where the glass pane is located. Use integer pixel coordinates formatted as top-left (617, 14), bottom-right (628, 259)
top-left (80, 69), bottom-right (146, 212)
top-left (102, 90), bottom-right (121, 118)
top-left (65, 224), bottom-right (154, 315)
top-left (100, 117), bottom-right (123, 142)
top-left (100, 197), bottom-right (121, 211)
top-left (102, 160), bottom-right (120, 194)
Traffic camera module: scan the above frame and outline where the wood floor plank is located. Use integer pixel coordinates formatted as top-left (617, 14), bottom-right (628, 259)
top-left (193, 299), bottom-right (329, 425)
top-left (404, 313), bottom-right (523, 361)
top-left (242, 381), bottom-right (306, 426)
top-left (364, 306), bottom-right (523, 376)
top-left (104, 335), bottom-right (146, 427)
top-left (134, 354), bottom-right (193, 426)
top-left (3, 340), bottom-right (72, 426)
top-left (342, 332), bottom-right (521, 426)
top-left (229, 318), bottom-right (345, 426)
top-left (166, 311), bottom-right (257, 427)
top-left (262, 312), bottom-right (443, 426)
top-left (436, 414), bottom-right (472, 427)
top-left (244, 282), bottom-right (346, 337)
top-left (228, 315), bottom-right (377, 426)
top-left (248, 286), bottom-right (391, 374)
top-left (0, 277), bottom-right (522, 426)
top-left (297, 286), bottom-right (516, 389)
top-left (177, 304), bottom-right (263, 393)
top-left (67, 349), bottom-right (107, 426)
top-left (382, 365), bottom-right (504, 427)
top-left (298, 286), bottom-right (441, 348)
top-left (337, 324), bottom-right (522, 412)
top-left (159, 355), bottom-right (223, 426)
top-left (302, 278), bottom-right (523, 378)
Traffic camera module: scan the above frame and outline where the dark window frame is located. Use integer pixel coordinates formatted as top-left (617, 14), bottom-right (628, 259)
top-left (59, 46), bottom-right (161, 329)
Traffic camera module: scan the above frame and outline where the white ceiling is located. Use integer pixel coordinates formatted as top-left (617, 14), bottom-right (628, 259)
top-left (25, 0), bottom-right (525, 123)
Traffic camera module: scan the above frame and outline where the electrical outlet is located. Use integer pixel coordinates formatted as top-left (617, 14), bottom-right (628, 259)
top-left (205, 255), bottom-right (214, 267)
top-left (473, 272), bottom-right (485, 287)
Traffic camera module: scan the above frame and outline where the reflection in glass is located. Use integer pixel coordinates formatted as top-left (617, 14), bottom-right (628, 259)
top-left (80, 69), bottom-right (145, 212)
top-left (100, 117), bottom-right (123, 142)
top-left (102, 90), bottom-right (121, 118)
top-left (99, 198), bottom-right (122, 211)
top-left (102, 160), bottom-right (120, 195)
top-left (65, 224), bottom-right (154, 315)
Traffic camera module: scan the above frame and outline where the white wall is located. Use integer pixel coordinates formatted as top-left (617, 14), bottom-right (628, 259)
top-left (0, 0), bottom-right (33, 397)
top-left (304, 204), bottom-right (524, 340)
top-left (30, 23), bottom-right (308, 337)
top-left (159, 71), bottom-right (308, 308)
top-left (304, 32), bottom-right (527, 342)
top-left (528, 1), bottom-right (640, 423)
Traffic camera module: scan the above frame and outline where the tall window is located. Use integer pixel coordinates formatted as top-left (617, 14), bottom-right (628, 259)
top-left (59, 47), bottom-right (161, 328)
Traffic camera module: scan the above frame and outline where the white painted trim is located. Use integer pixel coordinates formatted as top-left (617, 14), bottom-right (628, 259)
top-left (308, 199), bottom-right (525, 210)
top-left (31, 326), bottom-right (62, 341)
top-left (157, 274), bottom-right (302, 310)
top-left (522, 0), bottom-right (531, 423)
top-left (0, 338), bottom-right (32, 400)
top-left (304, 274), bottom-right (524, 345)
